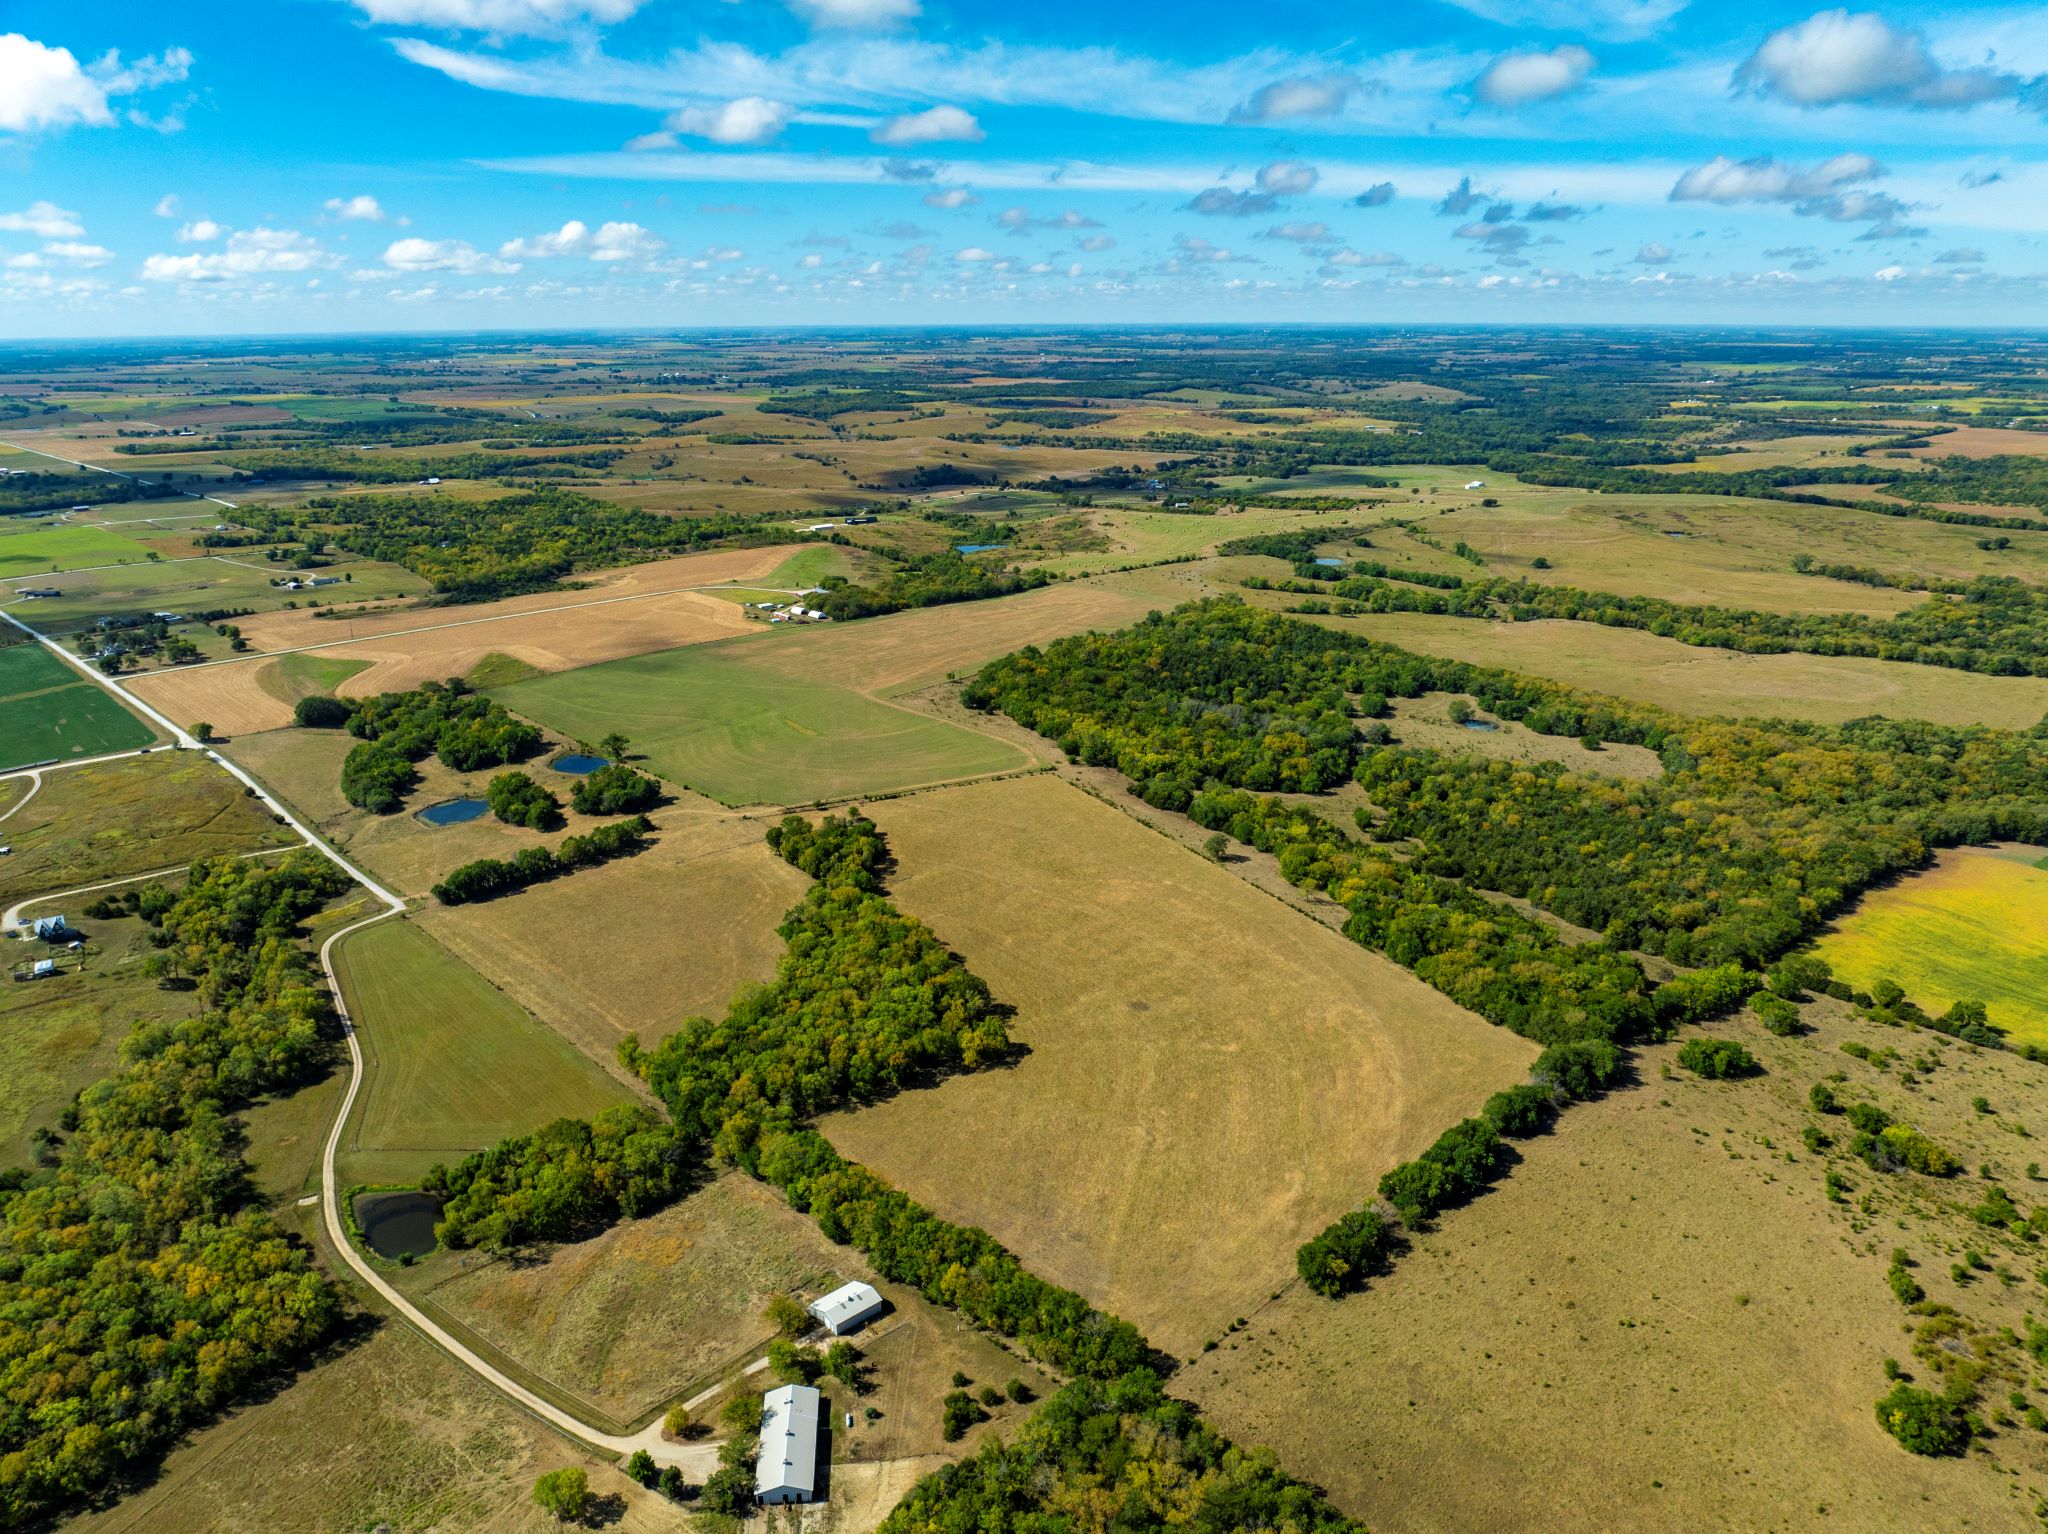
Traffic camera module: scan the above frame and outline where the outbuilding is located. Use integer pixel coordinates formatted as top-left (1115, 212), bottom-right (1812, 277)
top-left (755, 1383), bottom-right (820, 1505)
top-left (808, 1281), bottom-right (886, 1336)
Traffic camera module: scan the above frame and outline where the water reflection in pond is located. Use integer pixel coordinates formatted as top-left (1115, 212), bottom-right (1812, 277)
top-left (416, 797), bottom-right (487, 827)
top-left (354, 1191), bottom-right (444, 1260)
top-left (551, 753), bottom-right (610, 774)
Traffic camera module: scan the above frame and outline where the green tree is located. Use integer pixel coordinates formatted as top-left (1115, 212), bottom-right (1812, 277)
top-left (192, 721), bottom-right (215, 743)
top-left (699, 1464), bottom-right (754, 1515)
top-left (625, 1449), bottom-right (656, 1485)
top-left (1203, 831), bottom-right (1228, 862)
top-left (662, 1404), bottom-right (692, 1439)
top-left (532, 1467), bottom-right (590, 1522)
top-left (1676, 1038), bottom-right (1757, 1079)
top-left (599, 731), bottom-right (630, 760)
top-left (1874, 1384), bottom-right (1970, 1456)
top-left (765, 1292), bottom-right (809, 1336)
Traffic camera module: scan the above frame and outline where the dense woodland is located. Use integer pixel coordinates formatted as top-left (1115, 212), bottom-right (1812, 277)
top-left (813, 552), bottom-right (1052, 622)
top-left (429, 1106), bottom-right (694, 1251)
top-left (327, 682), bottom-right (543, 812)
top-left (0, 854), bottom-right (347, 1523)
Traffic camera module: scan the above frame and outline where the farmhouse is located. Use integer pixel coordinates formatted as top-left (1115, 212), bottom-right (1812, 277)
top-left (754, 1383), bottom-right (820, 1505)
top-left (808, 1280), bottom-right (885, 1336)
top-left (28, 915), bottom-right (69, 941)
top-left (19, 587), bottom-right (61, 599)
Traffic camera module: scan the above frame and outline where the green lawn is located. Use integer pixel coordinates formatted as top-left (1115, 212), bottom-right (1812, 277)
top-left (0, 642), bottom-right (156, 770)
top-left (0, 523), bottom-right (154, 579)
top-left (332, 917), bottom-right (634, 1187)
top-left (494, 638), bottom-right (1027, 806)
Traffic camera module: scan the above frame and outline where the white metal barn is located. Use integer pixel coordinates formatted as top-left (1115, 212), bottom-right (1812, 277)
top-left (807, 1281), bottom-right (886, 1336)
top-left (755, 1383), bottom-right (821, 1505)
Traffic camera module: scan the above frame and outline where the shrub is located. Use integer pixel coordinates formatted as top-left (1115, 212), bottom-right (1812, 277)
top-left (1753, 993), bottom-right (1802, 1037)
top-left (1874, 1383), bottom-right (1970, 1456)
top-left (1296, 1207), bottom-right (1395, 1297)
top-left (1809, 1082), bottom-right (1841, 1114)
top-left (941, 1390), bottom-right (988, 1442)
top-left (293, 694), bottom-right (353, 728)
top-left (570, 762), bottom-right (662, 816)
top-left (1676, 1038), bottom-right (1757, 1079)
top-left (1532, 1038), bottom-right (1625, 1100)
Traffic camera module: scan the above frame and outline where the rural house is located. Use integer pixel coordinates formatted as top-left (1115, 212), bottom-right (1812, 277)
top-left (754, 1383), bottom-right (820, 1505)
top-left (808, 1281), bottom-right (886, 1336)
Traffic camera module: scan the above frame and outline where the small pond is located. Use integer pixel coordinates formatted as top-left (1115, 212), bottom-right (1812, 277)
top-left (355, 1190), bottom-right (444, 1260)
top-left (1314, 557), bottom-right (1345, 567)
top-left (1459, 719), bottom-right (1499, 732)
top-left (551, 753), bottom-right (610, 775)
top-left (955, 543), bottom-right (1009, 554)
top-left (416, 797), bottom-right (487, 827)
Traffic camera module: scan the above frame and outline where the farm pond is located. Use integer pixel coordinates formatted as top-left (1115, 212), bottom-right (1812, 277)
top-left (551, 753), bottom-right (610, 774)
top-left (354, 1190), bottom-right (444, 1260)
top-left (416, 797), bottom-right (487, 827)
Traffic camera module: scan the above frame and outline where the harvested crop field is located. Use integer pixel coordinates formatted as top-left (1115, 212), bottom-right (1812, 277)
top-left (330, 916), bottom-right (635, 1187)
top-left (819, 774), bottom-right (1537, 1356)
top-left (126, 549), bottom-right (795, 735)
top-left (1301, 610), bottom-right (2048, 730)
top-left (423, 809), bottom-right (809, 1063)
top-left (1815, 843), bottom-right (2048, 1049)
top-left (1179, 1021), bottom-right (2048, 1534)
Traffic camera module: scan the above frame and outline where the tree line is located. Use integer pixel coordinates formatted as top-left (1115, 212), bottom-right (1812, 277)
top-left (0, 853), bottom-right (349, 1523)
top-left (431, 814), bottom-right (655, 905)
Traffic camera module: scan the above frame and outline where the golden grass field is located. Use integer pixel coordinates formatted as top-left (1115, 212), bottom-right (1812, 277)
top-left (820, 774), bottom-right (1538, 1357)
top-left (127, 546), bottom-right (801, 736)
top-left (1298, 609), bottom-right (2048, 731)
top-left (1180, 1001), bottom-right (2048, 1534)
top-left (423, 809), bottom-right (810, 1064)
top-left (1898, 423), bottom-right (2048, 458)
top-left (1816, 843), bottom-right (2048, 1049)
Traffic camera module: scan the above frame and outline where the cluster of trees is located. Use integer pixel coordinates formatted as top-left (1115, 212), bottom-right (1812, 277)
top-left (0, 472), bottom-right (151, 513)
top-left (568, 762), bottom-right (661, 816)
top-left (878, 1369), bottom-right (1367, 1534)
top-left (221, 488), bottom-right (788, 600)
top-left (625, 820), bottom-right (1010, 1160)
top-left (759, 388), bottom-right (920, 418)
top-left (764, 809), bottom-right (888, 890)
top-left (431, 815), bottom-right (655, 904)
top-left (486, 770), bottom-right (562, 829)
top-left (0, 853), bottom-right (348, 1523)
top-left (335, 682), bottom-right (542, 812)
top-left (810, 552), bottom-right (1052, 623)
top-left (427, 1106), bottom-right (695, 1251)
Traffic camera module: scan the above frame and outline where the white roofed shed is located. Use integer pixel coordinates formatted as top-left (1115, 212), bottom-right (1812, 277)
top-left (808, 1280), bottom-right (886, 1336)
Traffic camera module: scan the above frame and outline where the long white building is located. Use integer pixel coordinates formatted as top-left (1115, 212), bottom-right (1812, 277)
top-left (755, 1383), bottom-right (821, 1505)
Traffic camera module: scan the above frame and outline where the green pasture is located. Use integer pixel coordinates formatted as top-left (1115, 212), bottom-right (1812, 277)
top-left (0, 523), bottom-right (154, 579)
top-left (495, 638), bottom-right (1027, 806)
top-left (0, 643), bottom-right (156, 770)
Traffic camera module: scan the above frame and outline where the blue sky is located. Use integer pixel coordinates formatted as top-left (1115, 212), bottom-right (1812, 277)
top-left (2, 0), bottom-right (2045, 334)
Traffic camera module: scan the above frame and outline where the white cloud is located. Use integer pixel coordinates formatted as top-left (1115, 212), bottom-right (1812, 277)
top-left (1934, 247), bottom-right (1984, 264)
top-left (0, 34), bottom-right (112, 132)
top-left (324, 195), bottom-right (388, 222)
top-left (1734, 9), bottom-right (2029, 111)
top-left (589, 221), bottom-right (663, 261)
top-left (1473, 45), bottom-right (1595, 108)
top-left (955, 246), bottom-right (995, 262)
top-left (91, 47), bottom-right (193, 97)
top-left (668, 96), bottom-right (793, 145)
top-left (923, 187), bottom-right (978, 209)
top-left (345, 0), bottom-right (647, 33)
top-left (1264, 221), bottom-right (1335, 245)
top-left (143, 227), bottom-right (336, 281)
top-left (1633, 241), bottom-right (1675, 264)
top-left (785, 0), bottom-right (920, 28)
top-left (871, 104), bottom-right (982, 145)
top-left (497, 219), bottom-right (663, 262)
top-left (1078, 233), bottom-right (1116, 252)
top-left (382, 236), bottom-right (518, 273)
top-left (1173, 234), bottom-right (1238, 263)
top-left (500, 220), bottom-right (591, 258)
top-left (40, 242), bottom-right (114, 268)
top-left (1670, 151), bottom-right (1917, 236)
top-left (177, 219), bottom-right (225, 242)
top-left (1257, 160), bottom-right (1318, 196)
top-left (1229, 72), bottom-right (1371, 123)
top-left (153, 193), bottom-right (180, 218)
top-left (1434, 0), bottom-right (1683, 40)
top-left (0, 201), bottom-right (85, 238)
top-left (1326, 248), bottom-right (1407, 267)
top-left (1874, 263), bottom-right (1906, 281)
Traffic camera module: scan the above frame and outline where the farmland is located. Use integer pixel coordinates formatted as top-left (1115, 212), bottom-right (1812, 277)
top-left (1816, 844), bottom-right (2048, 1049)
top-left (423, 809), bottom-right (810, 1064)
top-left (1182, 1010), bottom-right (2048, 1534)
top-left (329, 916), bottom-right (635, 1187)
top-left (0, 523), bottom-right (153, 578)
top-left (821, 774), bottom-right (1537, 1356)
top-left (0, 750), bottom-right (296, 905)
top-left (0, 640), bottom-right (157, 769)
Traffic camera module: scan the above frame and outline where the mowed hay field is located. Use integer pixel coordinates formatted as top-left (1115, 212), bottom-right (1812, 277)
top-left (0, 641), bottom-right (157, 769)
top-left (494, 576), bottom-right (1161, 805)
top-left (1179, 1019), bottom-right (2048, 1534)
top-left (0, 521), bottom-right (152, 578)
top-left (331, 917), bottom-right (635, 1187)
top-left (0, 751), bottom-right (295, 905)
top-left (1816, 843), bottom-right (2048, 1049)
top-left (819, 775), bottom-right (1538, 1357)
top-left (127, 545), bottom-right (797, 736)
top-left (1303, 610), bottom-right (2048, 730)
top-left (423, 812), bottom-right (809, 1063)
